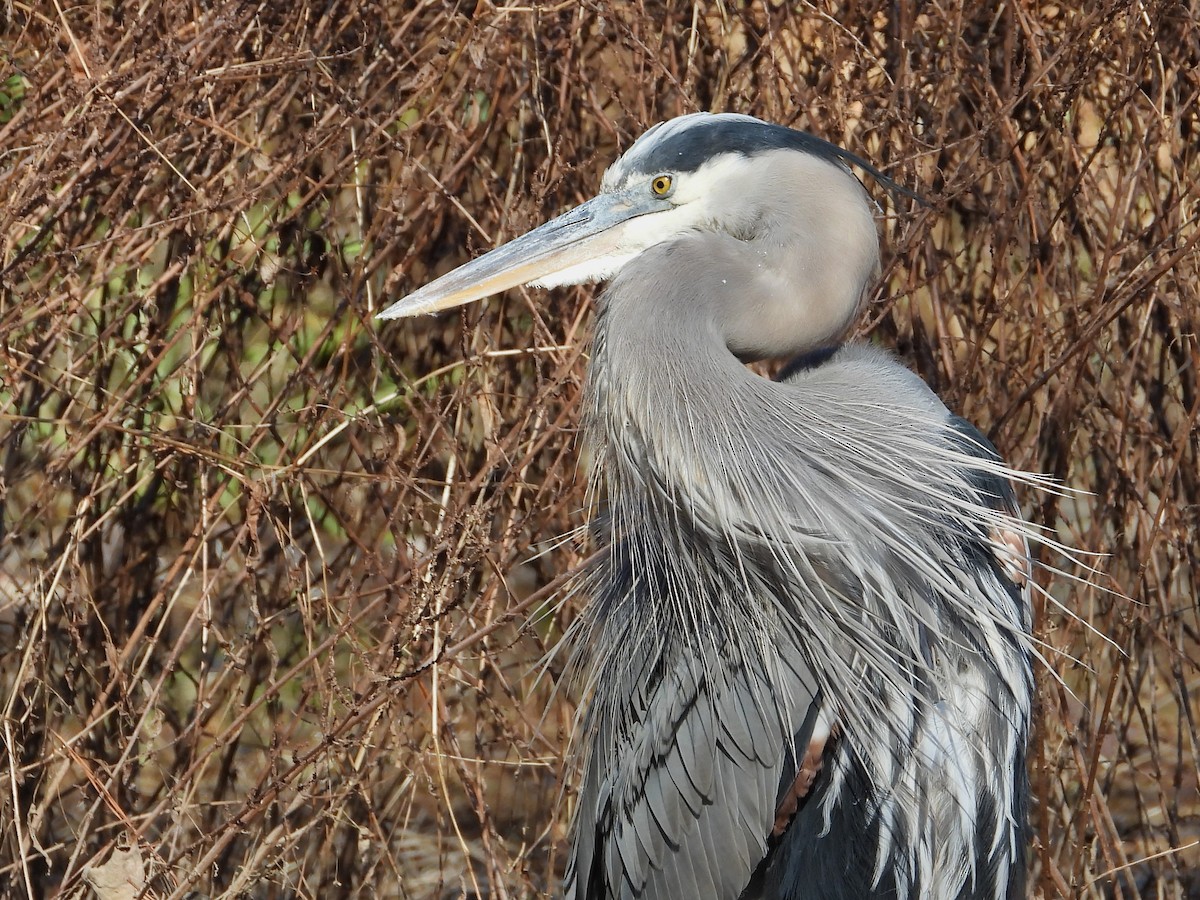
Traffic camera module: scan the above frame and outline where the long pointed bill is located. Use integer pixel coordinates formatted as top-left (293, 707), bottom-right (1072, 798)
top-left (378, 188), bottom-right (665, 319)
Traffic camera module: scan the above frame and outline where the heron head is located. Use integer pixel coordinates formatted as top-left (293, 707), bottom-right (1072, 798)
top-left (378, 113), bottom-right (901, 323)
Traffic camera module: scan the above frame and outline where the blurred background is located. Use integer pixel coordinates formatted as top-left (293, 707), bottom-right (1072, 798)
top-left (1, 1), bottom-right (1196, 897)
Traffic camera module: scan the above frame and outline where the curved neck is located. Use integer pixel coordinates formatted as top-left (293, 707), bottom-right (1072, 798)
top-left (585, 246), bottom-right (774, 526)
top-left (586, 222), bottom-right (861, 431)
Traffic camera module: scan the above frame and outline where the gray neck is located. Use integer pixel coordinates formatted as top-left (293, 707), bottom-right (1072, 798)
top-left (586, 242), bottom-right (757, 523)
top-left (585, 229), bottom-right (847, 519)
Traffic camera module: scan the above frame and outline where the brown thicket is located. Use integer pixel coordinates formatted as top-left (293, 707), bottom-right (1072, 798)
top-left (1, 2), bottom-right (1197, 897)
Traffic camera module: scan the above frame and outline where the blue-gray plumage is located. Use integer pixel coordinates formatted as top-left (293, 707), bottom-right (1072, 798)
top-left (380, 113), bottom-right (1038, 899)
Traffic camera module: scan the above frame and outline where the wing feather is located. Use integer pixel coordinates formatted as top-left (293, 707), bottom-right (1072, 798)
top-left (566, 645), bottom-right (817, 899)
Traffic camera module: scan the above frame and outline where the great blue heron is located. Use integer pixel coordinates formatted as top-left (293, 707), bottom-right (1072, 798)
top-left (381, 112), bottom-right (1037, 899)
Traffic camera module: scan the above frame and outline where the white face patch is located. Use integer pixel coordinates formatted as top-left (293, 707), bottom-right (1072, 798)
top-left (533, 166), bottom-right (750, 288)
top-left (581, 155), bottom-right (769, 276)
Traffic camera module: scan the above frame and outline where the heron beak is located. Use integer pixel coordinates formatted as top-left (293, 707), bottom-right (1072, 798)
top-left (377, 189), bottom-right (663, 319)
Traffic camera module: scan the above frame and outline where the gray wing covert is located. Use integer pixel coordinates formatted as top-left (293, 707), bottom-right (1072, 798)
top-left (565, 647), bottom-right (818, 900)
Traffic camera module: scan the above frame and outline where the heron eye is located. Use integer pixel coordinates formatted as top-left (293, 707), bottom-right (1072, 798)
top-left (651, 175), bottom-right (673, 196)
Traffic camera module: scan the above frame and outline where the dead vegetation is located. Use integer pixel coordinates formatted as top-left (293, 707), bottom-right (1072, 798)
top-left (0, 1), bottom-right (1197, 897)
